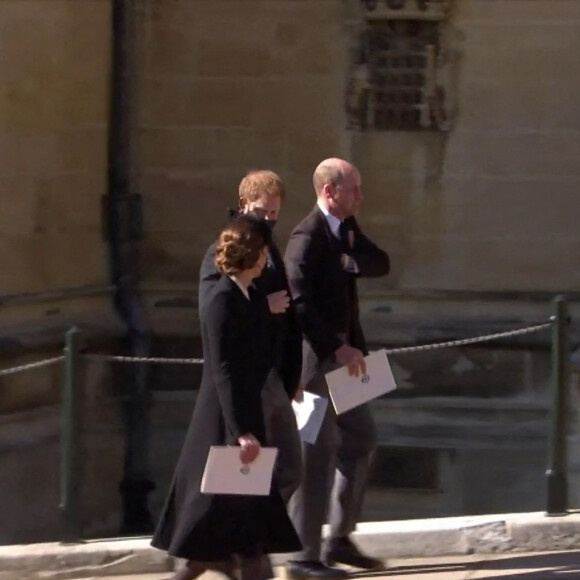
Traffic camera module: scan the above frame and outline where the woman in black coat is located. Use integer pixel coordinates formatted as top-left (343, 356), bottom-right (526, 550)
top-left (151, 216), bottom-right (301, 580)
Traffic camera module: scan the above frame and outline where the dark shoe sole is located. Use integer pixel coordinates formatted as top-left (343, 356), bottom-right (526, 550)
top-left (325, 558), bottom-right (384, 571)
top-left (285, 568), bottom-right (350, 580)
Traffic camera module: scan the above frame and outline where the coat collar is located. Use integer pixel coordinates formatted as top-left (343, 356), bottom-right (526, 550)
top-left (311, 205), bottom-right (342, 248)
top-left (316, 200), bottom-right (342, 239)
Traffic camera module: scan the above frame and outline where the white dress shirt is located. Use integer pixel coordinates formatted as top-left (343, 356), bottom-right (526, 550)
top-left (316, 200), bottom-right (359, 273)
top-left (317, 200), bottom-right (342, 239)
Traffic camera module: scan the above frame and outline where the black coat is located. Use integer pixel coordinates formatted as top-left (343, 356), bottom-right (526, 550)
top-left (151, 276), bottom-right (301, 561)
top-left (284, 206), bottom-right (390, 384)
top-left (199, 237), bottom-right (302, 399)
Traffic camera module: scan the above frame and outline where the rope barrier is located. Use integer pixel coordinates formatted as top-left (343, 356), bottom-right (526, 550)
top-left (83, 354), bottom-right (204, 365)
top-left (83, 321), bottom-right (553, 365)
top-left (0, 356), bottom-right (64, 377)
top-left (384, 321), bottom-right (553, 355)
top-left (0, 321), bottom-right (553, 374)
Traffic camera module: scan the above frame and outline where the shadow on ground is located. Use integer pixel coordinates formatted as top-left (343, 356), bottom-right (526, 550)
top-left (350, 550), bottom-right (580, 579)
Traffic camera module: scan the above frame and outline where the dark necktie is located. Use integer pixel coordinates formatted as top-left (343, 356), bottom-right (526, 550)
top-left (338, 221), bottom-right (347, 248)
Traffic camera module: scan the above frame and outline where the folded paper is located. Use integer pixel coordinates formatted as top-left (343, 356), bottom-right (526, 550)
top-left (201, 446), bottom-right (278, 495)
top-left (325, 350), bottom-right (397, 414)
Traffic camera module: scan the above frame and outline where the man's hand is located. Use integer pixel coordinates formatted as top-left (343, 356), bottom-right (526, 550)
top-left (267, 290), bottom-right (290, 314)
top-left (335, 344), bottom-right (366, 378)
top-left (340, 253), bottom-right (359, 274)
top-left (238, 433), bottom-right (261, 464)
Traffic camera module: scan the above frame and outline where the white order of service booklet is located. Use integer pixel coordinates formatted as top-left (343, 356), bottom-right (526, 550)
top-left (201, 446), bottom-right (278, 496)
top-left (292, 391), bottom-right (328, 444)
top-left (324, 349), bottom-right (397, 415)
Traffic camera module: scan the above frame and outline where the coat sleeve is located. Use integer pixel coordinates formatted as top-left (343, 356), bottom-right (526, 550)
top-left (346, 218), bottom-right (390, 278)
top-left (203, 291), bottom-right (263, 444)
top-left (280, 303), bottom-right (303, 398)
top-left (284, 227), bottom-right (344, 362)
top-left (198, 242), bottom-right (222, 313)
top-left (269, 243), bottom-right (303, 398)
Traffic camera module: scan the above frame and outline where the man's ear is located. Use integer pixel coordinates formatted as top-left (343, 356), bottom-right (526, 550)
top-left (322, 183), bottom-right (334, 201)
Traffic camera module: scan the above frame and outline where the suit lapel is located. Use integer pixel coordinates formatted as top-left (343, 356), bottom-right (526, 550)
top-left (312, 205), bottom-right (344, 254)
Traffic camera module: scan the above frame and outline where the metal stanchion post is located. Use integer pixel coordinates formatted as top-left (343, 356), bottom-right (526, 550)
top-left (60, 327), bottom-right (82, 542)
top-left (546, 295), bottom-right (570, 516)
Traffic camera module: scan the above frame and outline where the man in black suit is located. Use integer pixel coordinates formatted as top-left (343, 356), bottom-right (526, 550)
top-left (199, 170), bottom-right (303, 504)
top-left (284, 158), bottom-right (390, 579)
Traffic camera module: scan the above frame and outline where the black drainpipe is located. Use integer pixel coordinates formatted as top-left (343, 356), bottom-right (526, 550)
top-left (104, 0), bottom-right (154, 535)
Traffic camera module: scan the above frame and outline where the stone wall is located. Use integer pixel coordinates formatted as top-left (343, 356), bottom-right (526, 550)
top-left (0, 0), bottom-right (114, 413)
top-left (353, 0), bottom-right (580, 291)
top-left (135, 0), bottom-right (350, 284)
top-left (0, 0), bottom-right (110, 296)
top-left (134, 0), bottom-right (580, 293)
top-left (2, 0), bottom-right (580, 544)
top-left (1, 0), bottom-right (579, 324)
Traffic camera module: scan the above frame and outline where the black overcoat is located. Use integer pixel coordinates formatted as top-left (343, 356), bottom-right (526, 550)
top-left (199, 236), bottom-right (302, 399)
top-left (283, 206), bottom-right (390, 385)
top-left (151, 275), bottom-right (301, 561)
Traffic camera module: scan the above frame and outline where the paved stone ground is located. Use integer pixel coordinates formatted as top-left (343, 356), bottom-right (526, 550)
top-left (38, 550), bottom-right (580, 580)
top-left (6, 512), bottom-right (580, 579)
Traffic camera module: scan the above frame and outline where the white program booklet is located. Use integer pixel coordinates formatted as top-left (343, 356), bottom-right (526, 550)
top-left (292, 391), bottom-right (328, 444)
top-left (325, 350), bottom-right (397, 415)
top-left (200, 446), bottom-right (278, 496)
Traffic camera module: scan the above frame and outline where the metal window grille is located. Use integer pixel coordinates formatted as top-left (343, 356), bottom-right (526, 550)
top-left (347, 0), bottom-right (449, 131)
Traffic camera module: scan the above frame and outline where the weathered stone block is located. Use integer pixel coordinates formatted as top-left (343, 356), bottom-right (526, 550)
top-left (212, 129), bottom-right (285, 172)
top-left (147, 25), bottom-right (198, 76)
top-left (0, 131), bottom-right (58, 176)
top-left (284, 133), bottom-right (340, 171)
top-left (57, 73), bottom-right (110, 127)
top-left (510, 517), bottom-right (580, 552)
top-left (35, 174), bottom-right (104, 233)
top-left (253, 80), bottom-right (340, 135)
top-left (0, 354), bottom-right (61, 412)
top-left (140, 79), bottom-right (192, 126)
top-left (0, 16), bottom-right (61, 83)
top-left (0, 409), bottom-right (61, 543)
top-left (459, 79), bottom-right (580, 132)
top-left (0, 539), bottom-right (172, 577)
top-left (402, 237), bottom-right (580, 291)
top-left (197, 40), bottom-right (271, 77)
top-left (140, 128), bottom-right (215, 171)
top-left (273, 37), bottom-right (338, 76)
top-left (0, 236), bottom-right (46, 295)
top-left (441, 178), bottom-right (580, 240)
top-left (444, 132), bottom-right (580, 178)
top-left (142, 79), bottom-right (257, 127)
top-left (462, 23), bottom-right (580, 81)
top-left (57, 0), bottom-right (111, 79)
top-left (0, 177), bottom-right (37, 236)
top-left (458, 0), bottom-right (580, 24)
top-left (41, 233), bottom-right (107, 288)
top-left (55, 129), bottom-right (108, 173)
top-left (354, 132), bottom-right (444, 178)
top-left (275, 21), bottom-right (302, 48)
top-left (0, 80), bottom-right (62, 131)
top-left (145, 188), bottom-right (211, 234)
top-left (464, 521), bottom-right (514, 553)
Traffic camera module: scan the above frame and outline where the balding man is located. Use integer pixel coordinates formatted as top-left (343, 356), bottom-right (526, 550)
top-left (284, 158), bottom-right (390, 579)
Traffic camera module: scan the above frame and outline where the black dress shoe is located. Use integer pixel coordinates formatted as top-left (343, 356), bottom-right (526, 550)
top-left (325, 537), bottom-right (384, 570)
top-left (286, 560), bottom-right (350, 580)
